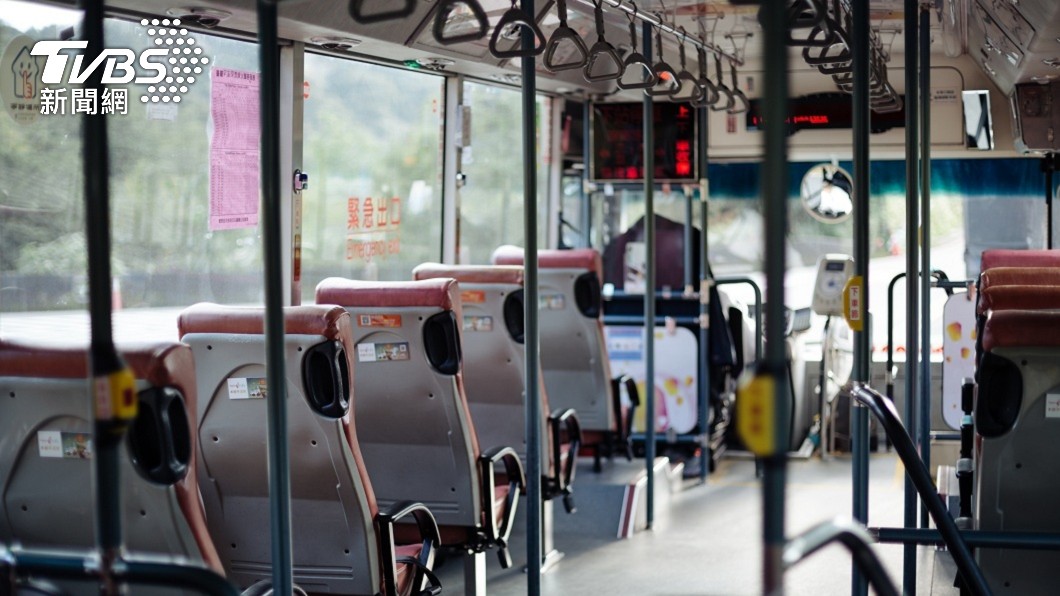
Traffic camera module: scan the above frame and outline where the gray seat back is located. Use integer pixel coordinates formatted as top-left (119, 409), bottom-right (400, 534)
top-left (177, 304), bottom-right (380, 595)
top-left (976, 310), bottom-right (1060, 593)
top-left (412, 264), bottom-right (552, 471)
top-left (492, 247), bottom-right (616, 433)
top-left (0, 339), bottom-right (222, 595)
top-left (315, 278), bottom-right (482, 531)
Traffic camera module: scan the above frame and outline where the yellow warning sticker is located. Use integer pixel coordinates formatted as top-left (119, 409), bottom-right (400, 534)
top-left (357, 313), bottom-right (402, 328)
top-left (461, 290), bottom-right (486, 304)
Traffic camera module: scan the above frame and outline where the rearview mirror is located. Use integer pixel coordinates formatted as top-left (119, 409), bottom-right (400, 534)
top-left (800, 163), bottom-right (853, 223)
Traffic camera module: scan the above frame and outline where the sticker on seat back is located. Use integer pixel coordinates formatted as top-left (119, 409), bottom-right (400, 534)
top-left (540, 294), bottom-right (565, 310)
top-left (1047, 394), bottom-right (1060, 418)
top-left (464, 316), bottom-right (493, 332)
top-left (462, 290), bottom-right (486, 304)
top-left (37, 431), bottom-right (93, 459)
top-left (357, 341), bottom-right (410, 362)
top-left (227, 377), bottom-right (267, 399)
top-left (357, 314), bottom-right (402, 327)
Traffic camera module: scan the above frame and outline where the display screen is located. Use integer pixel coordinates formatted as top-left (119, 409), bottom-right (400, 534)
top-left (825, 261), bottom-right (847, 271)
top-left (746, 93), bottom-right (905, 135)
top-left (591, 102), bottom-right (697, 182)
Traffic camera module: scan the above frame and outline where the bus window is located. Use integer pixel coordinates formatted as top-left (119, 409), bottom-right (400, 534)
top-left (301, 53), bottom-right (444, 294)
top-left (0, 2), bottom-right (83, 315)
top-left (458, 81), bottom-right (550, 264)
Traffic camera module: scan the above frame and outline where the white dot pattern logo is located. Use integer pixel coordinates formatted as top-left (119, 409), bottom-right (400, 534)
top-left (139, 18), bottom-right (203, 104)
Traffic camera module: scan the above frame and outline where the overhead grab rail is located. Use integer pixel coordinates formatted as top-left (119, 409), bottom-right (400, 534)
top-left (646, 24), bottom-right (680, 97)
top-left (783, 518), bottom-right (900, 596)
top-left (489, 0), bottom-right (547, 59)
top-left (617, 4), bottom-right (656, 90)
top-left (777, 0), bottom-right (903, 113)
top-left (583, 0), bottom-right (624, 82)
top-left (433, 0), bottom-right (490, 45)
top-left (544, 0), bottom-right (589, 71)
top-left (348, 0), bottom-right (416, 24)
top-left (597, 0), bottom-right (743, 65)
top-left (847, 382), bottom-right (991, 596)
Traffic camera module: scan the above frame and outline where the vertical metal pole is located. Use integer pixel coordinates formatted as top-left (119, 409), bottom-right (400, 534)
top-left (684, 190), bottom-right (694, 293)
top-left (522, 0), bottom-right (543, 589)
top-left (442, 77), bottom-right (463, 264)
top-left (257, 3), bottom-right (293, 595)
top-left (642, 21), bottom-right (657, 529)
top-left (583, 100), bottom-right (593, 248)
top-left (851, 0), bottom-right (872, 593)
top-left (698, 106), bottom-right (712, 482)
top-left (1046, 159), bottom-right (1054, 249)
top-left (82, 3), bottom-right (130, 593)
top-left (902, 1), bottom-right (921, 591)
top-left (918, 5), bottom-right (933, 530)
top-left (761, 2), bottom-right (790, 593)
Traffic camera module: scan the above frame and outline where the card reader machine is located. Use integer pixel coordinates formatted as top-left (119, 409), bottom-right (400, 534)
top-left (812, 254), bottom-right (855, 316)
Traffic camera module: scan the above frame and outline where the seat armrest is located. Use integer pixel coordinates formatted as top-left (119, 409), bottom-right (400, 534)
top-left (377, 501), bottom-right (440, 596)
top-left (478, 445), bottom-right (526, 566)
top-left (548, 408), bottom-right (582, 509)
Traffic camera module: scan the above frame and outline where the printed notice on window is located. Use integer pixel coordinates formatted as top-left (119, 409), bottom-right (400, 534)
top-left (209, 67), bottom-right (260, 231)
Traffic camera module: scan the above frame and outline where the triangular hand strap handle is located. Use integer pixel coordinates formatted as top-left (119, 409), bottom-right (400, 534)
top-left (583, 42), bottom-right (625, 82)
top-left (544, 0), bottom-right (587, 71)
top-left (646, 61), bottom-right (680, 97)
top-left (617, 53), bottom-right (656, 90)
top-left (433, 0), bottom-right (490, 45)
top-left (489, 6), bottom-right (547, 59)
top-left (348, 0), bottom-right (416, 24)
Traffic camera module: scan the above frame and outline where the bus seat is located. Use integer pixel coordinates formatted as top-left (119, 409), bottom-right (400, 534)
top-left (490, 246), bottom-right (637, 468)
top-left (0, 338), bottom-right (222, 595)
top-left (978, 266), bottom-right (1060, 294)
top-left (314, 278), bottom-right (526, 568)
top-left (978, 284), bottom-right (1060, 316)
top-left (980, 248), bottom-right (1060, 271)
top-left (974, 309), bottom-right (1060, 593)
top-left (413, 263), bottom-right (581, 512)
top-left (177, 304), bottom-right (440, 596)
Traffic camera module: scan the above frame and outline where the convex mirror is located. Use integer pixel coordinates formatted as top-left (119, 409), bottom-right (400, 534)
top-left (800, 163), bottom-right (853, 223)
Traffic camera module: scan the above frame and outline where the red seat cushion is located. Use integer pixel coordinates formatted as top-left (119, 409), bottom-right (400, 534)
top-left (393, 543), bottom-right (424, 595)
top-left (979, 267), bottom-right (1060, 293)
top-left (983, 310), bottom-right (1060, 352)
top-left (414, 263), bottom-right (524, 287)
top-left (981, 249), bottom-right (1060, 271)
top-left (979, 285), bottom-right (1060, 315)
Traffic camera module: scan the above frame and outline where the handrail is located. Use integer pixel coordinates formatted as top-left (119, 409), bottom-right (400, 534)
top-left (596, 0), bottom-right (743, 65)
top-left (646, 26), bottom-right (680, 97)
top-left (714, 276), bottom-right (763, 363)
top-left (884, 269), bottom-right (958, 390)
top-left (873, 527), bottom-right (1060, 551)
top-left (847, 382), bottom-right (991, 596)
top-left (672, 39), bottom-right (703, 103)
top-left (433, 0), bottom-right (490, 45)
top-left (691, 47), bottom-right (719, 108)
top-left (348, 0), bottom-right (416, 24)
top-left (783, 518), bottom-right (899, 596)
top-left (549, 407), bottom-right (583, 513)
top-left (616, 7), bottom-right (656, 90)
top-left (709, 52), bottom-right (734, 112)
top-left (583, 0), bottom-right (624, 82)
top-left (1, 546), bottom-right (239, 596)
top-left (543, 0), bottom-right (588, 71)
top-left (489, 0), bottom-right (546, 59)
top-left (479, 445), bottom-right (527, 569)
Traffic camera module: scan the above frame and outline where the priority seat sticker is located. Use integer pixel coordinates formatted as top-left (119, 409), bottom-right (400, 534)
top-left (540, 294), bottom-right (566, 310)
top-left (37, 431), bottom-right (93, 459)
top-left (357, 341), bottom-right (410, 362)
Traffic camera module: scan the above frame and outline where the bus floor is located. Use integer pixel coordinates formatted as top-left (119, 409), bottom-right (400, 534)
top-left (434, 453), bottom-right (958, 595)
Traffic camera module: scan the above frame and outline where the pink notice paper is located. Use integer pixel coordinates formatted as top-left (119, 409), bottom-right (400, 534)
top-left (209, 67), bottom-right (260, 231)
